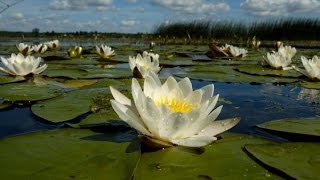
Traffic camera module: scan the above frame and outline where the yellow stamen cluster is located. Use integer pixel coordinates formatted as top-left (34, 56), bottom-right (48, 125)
top-left (154, 97), bottom-right (195, 113)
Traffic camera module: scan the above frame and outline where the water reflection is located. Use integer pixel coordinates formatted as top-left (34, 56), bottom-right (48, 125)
top-left (297, 88), bottom-right (320, 104)
top-left (192, 81), bottom-right (320, 134)
top-left (0, 107), bottom-right (59, 138)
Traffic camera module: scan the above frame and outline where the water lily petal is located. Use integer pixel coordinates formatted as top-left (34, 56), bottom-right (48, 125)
top-left (177, 77), bottom-right (193, 97)
top-left (171, 136), bottom-right (217, 147)
top-left (33, 64), bottom-right (48, 74)
top-left (111, 100), bottom-right (151, 136)
top-left (195, 117), bottom-right (240, 137)
top-left (110, 86), bottom-right (131, 106)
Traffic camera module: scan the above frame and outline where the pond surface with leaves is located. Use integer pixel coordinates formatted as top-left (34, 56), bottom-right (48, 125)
top-left (0, 40), bottom-right (319, 179)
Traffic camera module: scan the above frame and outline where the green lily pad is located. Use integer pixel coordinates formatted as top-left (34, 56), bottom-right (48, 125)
top-left (257, 117), bottom-right (320, 137)
top-left (42, 68), bottom-right (88, 79)
top-left (134, 133), bottom-right (280, 180)
top-left (60, 79), bottom-right (98, 88)
top-left (0, 75), bottom-right (25, 85)
top-left (31, 88), bottom-right (111, 123)
top-left (235, 64), bottom-right (302, 78)
top-left (245, 143), bottom-right (320, 179)
top-left (175, 65), bottom-right (298, 84)
top-left (300, 81), bottom-right (320, 89)
top-left (84, 68), bottom-right (132, 79)
top-left (0, 101), bottom-right (12, 110)
top-left (0, 82), bottom-right (62, 101)
top-left (47, 57), bottom-right (101, 65)
top-left (0, 128), bottom-right (140, 179)
top-left (68, 110), bottom-right (119, 128)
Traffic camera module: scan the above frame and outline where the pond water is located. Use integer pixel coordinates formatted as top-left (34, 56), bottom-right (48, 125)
top-left (1, 79), bottom-right (319, 139)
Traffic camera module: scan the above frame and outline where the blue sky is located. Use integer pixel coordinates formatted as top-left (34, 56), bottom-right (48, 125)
top-left (0, 0), bottom-right (320, 33)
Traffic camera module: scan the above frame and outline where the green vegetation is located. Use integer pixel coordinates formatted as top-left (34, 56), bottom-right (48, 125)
top-left (154, 18), bottom-right (320, 41)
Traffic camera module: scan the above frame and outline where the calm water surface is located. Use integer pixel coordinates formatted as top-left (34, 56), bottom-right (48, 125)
top-left (1, 80), bottom-right (319, 139)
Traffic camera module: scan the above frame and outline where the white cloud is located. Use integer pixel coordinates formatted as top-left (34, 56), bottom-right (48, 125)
top-left (49, 0), bottom-right (113, 10)
top-left (121, 19), bottom-right (140, 27)
top-left (241, 0), bottom-right (320, 17)
top-left (11, 12), bottom-right (24, 20)
top-left (152, 0), bottom-right (230, 14)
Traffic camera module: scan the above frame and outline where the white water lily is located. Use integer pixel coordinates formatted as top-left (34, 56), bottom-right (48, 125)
top-left (32, 44), bottom-right (48, 54)
top-left (278, 45), bottom-right (296, 60)
top-left (228, 45), bottom-right (248, 57)
top-left (264, 51), bottom-right (292, 70)
top-left (129, 51), bottom-right (161, 78)
top-left (0, 53), bottom-right (47, 76)
top-left (110, 72), bottom-right (240, 147)
top-left (299, 56), bottom-right (320, 80)
top-left (96, 45), bottom-right (115, 59)
top-left (16, 43), bottom-right (33, 55)
top-left (44, 39), bottom-right (59, 50)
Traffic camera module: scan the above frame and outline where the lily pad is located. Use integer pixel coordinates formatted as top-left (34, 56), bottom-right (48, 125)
top-left (84, 68), bottom-right (132, 79)
top-left (245, 143), bottom-right (320, 179)
top-left (47, 57), bottom-right (101, 65)
top-left (0, 101), bottom-right (12, 110)
top-left (68, 110), bottom-right (119, 128)
top-left (257, 117), bottom-right (320, 137)
top-left (60, 79), bottom-right (98, 88)
top-left (42, 68), bottom-right (88, 79)
top-left (175, 65), bottom-right (298, 84)
top-left (235, 64), bottom-right (302, 78)
top-left (300, 81), bottom-right (320, 89)
top-left (134, 133), bottom-right (280, 179)
top-left (0, 82), bottom-right (62, 101)
top-left (31, 88), bottom-right (111, 123)
top-left (0, 75), bottom-right (25, 85)
top-left (0, 128), bottom-right (140, 179)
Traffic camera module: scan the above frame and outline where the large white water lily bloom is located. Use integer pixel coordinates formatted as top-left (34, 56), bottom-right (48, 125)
top-left (16, 43), bottom-right (33, 55)
top-left (264, 51), bottom-right (292, 70)
top-left (96, 45), bottom-right (115, 59)
top-left (0, 53), bottom-right (47, 76)
top-left (228, 45), bottom-right (248, 57)
top-left (110, 72), bottom-right (240, 147)
top-left (129, 51), bottom-right (161, 78)
top-left (299, 56), bottom-right (320, 81)
top-left (278, 45), bottom-right (296, 60)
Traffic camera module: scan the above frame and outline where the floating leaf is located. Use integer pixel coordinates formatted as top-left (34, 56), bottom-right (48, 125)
top-left (42, 68), bottom-right (88, 79)
top-left (235, 64), bottom-right (302, 78)
top-left (0, 128), bottom-right (140, 179)
top-left (68, 110), bottom-right (119, 128)
top-left (84, 68), bottom-right (132, 79)
top-left (0, 101), bottom-right (12, 110)
top-left (0, 82), bottom-right (62, 101)
top-left (300, 81), bottom-right (320, 89)
top-left (31, 88), bottom-right (110, 123)
top-left (257, 117), bottom-right (320, 137)
top-left (175, 65), bottom-right (297, 84)
top-left (61, 79), bottom-right (98, 88)
top-left (134, 133), bottom-right (280, 179)
top-left (0, 75), bottom-right (25, 85)
top-left (245, 143), bottom-right (320, 179)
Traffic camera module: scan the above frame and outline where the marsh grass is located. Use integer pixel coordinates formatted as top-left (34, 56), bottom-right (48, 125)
top-left (154, 18), bottom-right (320, 42)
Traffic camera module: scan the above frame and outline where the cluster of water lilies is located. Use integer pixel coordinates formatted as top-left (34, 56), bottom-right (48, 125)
top-left (264, 45), bottom-right (297, 70)
top-left (262, 44), bottom-right (320, 81)
top-left (16, 39), bottom-right (59, 56)
top-left (220, 44), bottom-right (248, 57)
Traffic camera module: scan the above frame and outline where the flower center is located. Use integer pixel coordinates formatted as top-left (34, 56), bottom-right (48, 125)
top-left (154, 97), bottom-right (195, 113)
